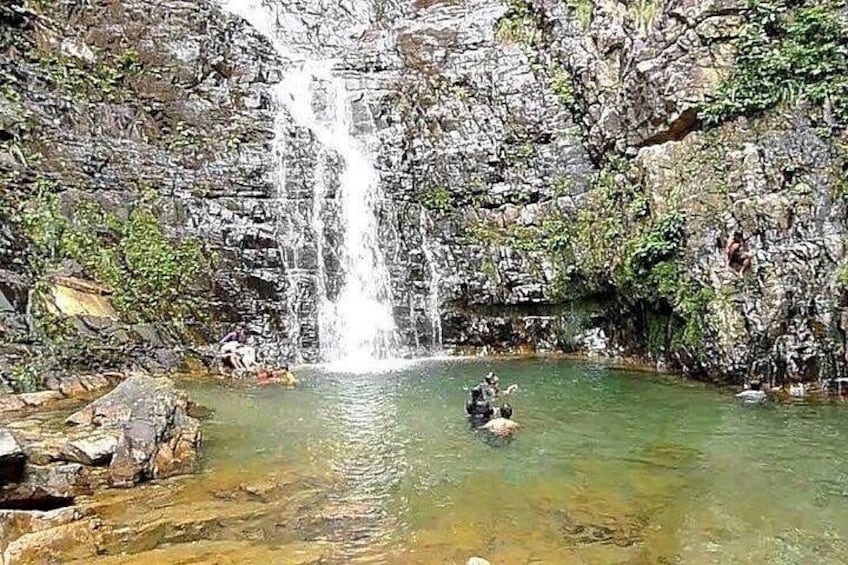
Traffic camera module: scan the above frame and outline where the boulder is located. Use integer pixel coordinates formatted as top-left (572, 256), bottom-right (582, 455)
top-left (65, 375), bottom-right (201, 486)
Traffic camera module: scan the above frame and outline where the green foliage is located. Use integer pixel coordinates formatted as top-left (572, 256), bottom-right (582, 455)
top-left (18, 180), bottom-right (65, 268)
top-left (628, 214), bottom-right (685, 277)
top-left (552, 176), bottom-right (573, 196)
top-left (704, 0), bottom-right (848, 128)
top-left (628, 0), bottom-right (658, 34)
top-left (550, 66), bottom-right (575, 106)
top-left (565, 0), bottom-right (594, 29)
top-left (469, 157), bottom-right (715, 358)
top-left (495, 0), bottom-right (541, 44)
top-left (9, 361), bottom-right (45, 393)
top-left (19, 188), bottom-right (207, 323)
top-left (420, 186), bottom-right (453, 212)
top-left (837, 263), bottom-right (848, 288)
top-left (37, 47), bottom-right (143, 102)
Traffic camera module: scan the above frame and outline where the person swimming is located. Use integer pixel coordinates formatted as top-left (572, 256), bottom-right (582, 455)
top-left (481, 372), bottom-right (518, 403)
top-left (480, 403), bottom-right (519, 437)
top-left (466, 384), bottom-right (494, 420)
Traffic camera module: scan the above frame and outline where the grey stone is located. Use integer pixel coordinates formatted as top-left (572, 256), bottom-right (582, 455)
top-left (60, 434), bottom-right (119, 467)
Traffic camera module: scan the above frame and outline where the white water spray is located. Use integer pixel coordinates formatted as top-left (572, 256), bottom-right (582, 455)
top-left (222, 0), bottom-right (399, 369)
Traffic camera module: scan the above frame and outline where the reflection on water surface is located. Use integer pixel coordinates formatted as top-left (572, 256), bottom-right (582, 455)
top-left (84, 358), bottom-right (848, 563)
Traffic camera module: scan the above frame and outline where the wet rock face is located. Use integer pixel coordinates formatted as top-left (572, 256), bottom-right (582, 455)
top-left (1, 0), bottom-right (287, 360)
top-left (4, 0), bottom-right (846, 381)
top-left (634, 116), bottom-right (847, 381)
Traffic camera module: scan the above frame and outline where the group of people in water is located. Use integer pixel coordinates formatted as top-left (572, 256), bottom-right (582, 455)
top-left (466, 372), bottom-right (519, 437)
top-left (219, 325), bottom-right (520, 432)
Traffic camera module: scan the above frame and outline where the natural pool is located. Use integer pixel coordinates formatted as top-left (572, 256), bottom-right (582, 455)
top-left (84, 358), bottom-right (848, 563)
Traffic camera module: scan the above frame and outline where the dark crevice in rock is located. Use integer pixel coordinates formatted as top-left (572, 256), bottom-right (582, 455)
top-left (637, 108), bottom-right (700, 148)
top-left (0, 495), bottom-right (75, 511)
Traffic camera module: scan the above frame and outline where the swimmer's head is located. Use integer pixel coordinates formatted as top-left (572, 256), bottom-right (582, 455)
top-left (484, 372), bottom-right (499, 385)
top-left (471, 384), bottom-right (483, 401)
top-left (500, 404), bottom-right (513, 419)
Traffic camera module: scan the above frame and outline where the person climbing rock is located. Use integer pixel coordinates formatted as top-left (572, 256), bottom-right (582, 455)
top-left (725, 231), bottom-right (753, 275)
top-left (480, 403), bottom-right (519, 437)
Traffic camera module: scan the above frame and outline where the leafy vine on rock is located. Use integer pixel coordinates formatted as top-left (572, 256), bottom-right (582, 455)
top-left (703, 0), bottom-right (848, 130)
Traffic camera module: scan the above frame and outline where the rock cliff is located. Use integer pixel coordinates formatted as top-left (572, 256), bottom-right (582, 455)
top-left (1, 0), bottom-right (846, 384)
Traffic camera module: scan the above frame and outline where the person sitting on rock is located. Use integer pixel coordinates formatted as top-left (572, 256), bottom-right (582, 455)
top-left (220, 326), bottom-right (245, 346)
top-left (219, 326), bottom-right (251, 372)
top-left (725, 231), bottom-right (753, 275)
top-left (480, 403), bottom-right (519, 437)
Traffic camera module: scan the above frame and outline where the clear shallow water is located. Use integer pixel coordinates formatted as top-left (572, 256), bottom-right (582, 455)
top-left (91, 359), bottom-right (848, 563)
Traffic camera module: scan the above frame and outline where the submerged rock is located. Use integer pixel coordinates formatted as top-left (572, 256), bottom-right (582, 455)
top-left (736, 390), bottom-right (767, 404)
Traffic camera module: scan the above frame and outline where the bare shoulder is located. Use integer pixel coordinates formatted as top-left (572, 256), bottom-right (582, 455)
top-left (481, 418), bottom-right (519, 433)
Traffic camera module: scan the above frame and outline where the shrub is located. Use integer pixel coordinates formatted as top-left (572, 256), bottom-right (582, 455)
top-left (703, 0), bottom-right (848, 128)
top-left (20, 188), bottom-right (208, 323)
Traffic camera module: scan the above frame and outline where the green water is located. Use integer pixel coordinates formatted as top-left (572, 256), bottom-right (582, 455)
top-left (128, 358), bottom-right (848, 562)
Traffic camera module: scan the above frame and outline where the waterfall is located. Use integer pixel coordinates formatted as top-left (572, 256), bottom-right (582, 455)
top-left (222, 0), bottom-right (399, 368)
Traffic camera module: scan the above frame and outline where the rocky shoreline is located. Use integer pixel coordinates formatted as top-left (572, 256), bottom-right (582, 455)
top-left (0, 374), bottom-right (201, 564)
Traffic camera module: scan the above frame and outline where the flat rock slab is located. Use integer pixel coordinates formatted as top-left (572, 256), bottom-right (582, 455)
top-left (0, 391), bottom-right (64, 415)
top-left (1, 509), bottom-right (101, 564)
top-left (61, 434), bottom-right (119, 466)
top-left (19, 391), bottom-right (64, 407)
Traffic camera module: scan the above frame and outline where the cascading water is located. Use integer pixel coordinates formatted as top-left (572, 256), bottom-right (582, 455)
top-left (222, 0), bottom-right (399, 368)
